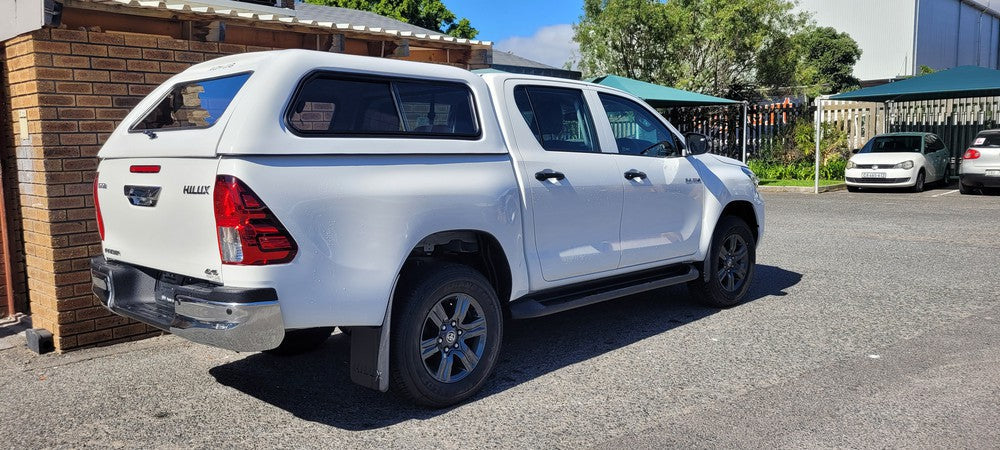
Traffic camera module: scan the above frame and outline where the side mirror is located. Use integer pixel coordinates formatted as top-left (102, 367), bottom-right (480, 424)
top-left (851, 148), bottom-right (861, 154)
top-left (684, 132), bottom-right (710, 155)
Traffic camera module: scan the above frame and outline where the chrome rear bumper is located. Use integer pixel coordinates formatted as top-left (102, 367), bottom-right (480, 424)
top-left (90, 256), bottom-right (284, 352)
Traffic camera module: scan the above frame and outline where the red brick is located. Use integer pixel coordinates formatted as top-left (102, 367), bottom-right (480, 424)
top-left (79, 121), bottom-right (115, 132)
top-left (35, 67), bottom-right (75, 80)
top-left (73, 69), bottom-right (110, 82)
top-left (90, 58), bottom-right (126, 70)
top-left (59, 134), bottom-right (98, 145)
top-left (142, 48), bottom-right (174, 61)
top-left (76, 328), bottom-right (113, 345)
top-left (218, 43), bottom-right (247, 53)
top-left (52, 55), bottom-right (91, 69)
top-left (38, 94), bottom-right (75, 106)
top-left (110, 71), bottom-right (144, 83)
top-left (56, 82), bottom-right (93, 94)
top-left (107, 46), bottom-right (142, 59)
top-left (95, 108), bottom-right (129, 120)
top-left (126, 60), bottom-right (159, 72)
top-left (160, 61), bottom-right (190, 73)
top-left (40, 120), bottom-right (78, 132)
top-left (59, 319), bottom-right (95, 335)
top-left (174, 51), bottom-right (204, 63)
top-left (58, 108), bottom-right (96, 120)
top-left (128, 85), bottom-right (155, 96)
top-left (112, 97), bottom-right (141, 108)
top-left (123, 34), bottom-right (159, 48)
top-left (157, 38), bottom-right (189, 50)
top-left (76, 95), bottom-right (112, 107)
top-left (189, 41), bottom-right (218, 52)
top-left (144, 73), bottom-right (171, 84)
top-left (32, 40), bottom-right (72, 54)
top-left (50, 29), bottom-right (89, 42)
top-left (92, 83), bottom-right (127, 95)
top-left (89, 33), bottom-right (126, 45)
top-left (94, 315), bottom-right (129, 330)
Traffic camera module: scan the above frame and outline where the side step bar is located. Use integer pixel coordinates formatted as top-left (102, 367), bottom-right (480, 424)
top-left (509, 264), bottom-right (700, 319)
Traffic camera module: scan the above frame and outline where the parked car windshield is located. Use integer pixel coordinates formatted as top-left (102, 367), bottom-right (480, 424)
top-left (860, 135), bottom-right (922, 153)
top-left (132, 72), bottom-right (252, 131)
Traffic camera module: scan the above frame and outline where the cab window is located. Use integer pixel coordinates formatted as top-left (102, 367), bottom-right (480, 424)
top-left (598, 93), bottom-right (678, 157)
top-left (513, 85), bottom-right (599, 153)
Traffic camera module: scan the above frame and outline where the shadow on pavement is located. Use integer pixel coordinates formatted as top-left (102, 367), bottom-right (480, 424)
top-left (209, 264), bottom-right (801, 430)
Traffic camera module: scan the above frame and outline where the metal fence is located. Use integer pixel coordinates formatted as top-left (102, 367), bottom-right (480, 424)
top-left (661, 96), bottom-right (1000, 164)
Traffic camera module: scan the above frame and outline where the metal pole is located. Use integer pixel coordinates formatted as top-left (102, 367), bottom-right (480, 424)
top-left (742, 101), bottom-right (748, 163)
top-left (814, 96), bottom-right (827, 194)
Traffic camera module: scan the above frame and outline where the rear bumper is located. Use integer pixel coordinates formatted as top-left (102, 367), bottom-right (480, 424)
top-left (960, 173), bottom-right (1000, 188)
top-left (90, 256), bottom-right (284, 352)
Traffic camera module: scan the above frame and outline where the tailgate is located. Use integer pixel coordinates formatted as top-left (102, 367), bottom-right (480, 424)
top-left (97, 158), bottom-right (223, 282)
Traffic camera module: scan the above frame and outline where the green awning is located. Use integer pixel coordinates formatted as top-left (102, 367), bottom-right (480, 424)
top-left (829, 65), bottom-right (1000, 102)
top-left (587, 74), bottom-right (739, 107)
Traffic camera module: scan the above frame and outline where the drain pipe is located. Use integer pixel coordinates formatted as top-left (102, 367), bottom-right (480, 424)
top-left (0, 131), bottom-right (16, 318)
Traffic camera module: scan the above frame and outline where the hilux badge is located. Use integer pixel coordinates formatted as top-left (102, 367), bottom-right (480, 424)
top-left (183, 185), bottom-right (211, 195)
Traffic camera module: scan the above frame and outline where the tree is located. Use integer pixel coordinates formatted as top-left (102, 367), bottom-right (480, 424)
top-left (306, 0), bottom-right (478, 39)
top-left (791, 26), bottom-right (861, 96)
top-left (574, 0), bottom-right (808, 100)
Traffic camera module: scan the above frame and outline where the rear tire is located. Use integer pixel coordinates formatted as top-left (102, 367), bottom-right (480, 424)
top-left (389, 262), bottom-right (503, 408)
top-left (959, 177), bottom-right (977, 195)
top-left (264, 327), bottom-right (334, 356)
top-left (688, 216), bottom-right (757, 308)
top-left (911, 170), bottom-right (926, 193)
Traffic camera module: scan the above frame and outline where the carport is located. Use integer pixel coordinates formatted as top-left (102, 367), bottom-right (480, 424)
top-left (817, 65), bottom-right (1000, 192)
top-left (587, 75), bottom-right (747, 160)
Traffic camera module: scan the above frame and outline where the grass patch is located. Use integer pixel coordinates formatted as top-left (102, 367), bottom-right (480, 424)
top-left (758, 179), bottom-right (843, 187)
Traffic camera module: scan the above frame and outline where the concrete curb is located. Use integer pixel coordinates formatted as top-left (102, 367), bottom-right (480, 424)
top-left (757, 183), bottom-right (847, 194)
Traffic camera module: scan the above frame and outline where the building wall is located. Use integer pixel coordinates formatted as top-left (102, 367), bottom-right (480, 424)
top-left (796, 0), bottom-right (918, 81)
top-left (916, 0), bottom-right (1000, 71)
top-left (2, 27), bottom-right (279, 350)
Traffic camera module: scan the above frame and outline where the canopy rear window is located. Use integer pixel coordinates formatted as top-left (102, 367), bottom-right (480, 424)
top-left (287, 73), bottom-right (480, 138)
top-left (131, 73), bottom-right (251, 132)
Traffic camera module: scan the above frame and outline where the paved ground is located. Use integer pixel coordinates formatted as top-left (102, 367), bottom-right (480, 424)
top-left (1, 184), bottom-right (998, 448)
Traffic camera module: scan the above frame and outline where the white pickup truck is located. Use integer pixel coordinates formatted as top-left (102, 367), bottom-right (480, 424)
top-left (91, 49), bottom-right (764, 407)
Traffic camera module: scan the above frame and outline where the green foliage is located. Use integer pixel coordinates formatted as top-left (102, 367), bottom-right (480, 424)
top-left (791, 26), bottom-right (862, 96)
top-left (747, 160), bottom-right (845, 181)
top-left (792, 121), bottom-right (849, 163)
top-left (574, 0), bottom-right (808, 100)
top-left (305, 0), bottom-right (478, 39)
top-left (918, 65), bottom-right (936, 75)
top-left (573, 1), bottom-right (863, 99)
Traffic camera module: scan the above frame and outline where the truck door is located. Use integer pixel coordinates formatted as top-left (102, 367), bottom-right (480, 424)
top-left (504, 81), bottom-right (623, 282)
top-left (591, 91), bottom-right (703, 268)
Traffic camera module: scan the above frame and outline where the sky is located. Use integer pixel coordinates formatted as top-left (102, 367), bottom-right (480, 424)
top-left (448, 0), bottom-right (583, 69)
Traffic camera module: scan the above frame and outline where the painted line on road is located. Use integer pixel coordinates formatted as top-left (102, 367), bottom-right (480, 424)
top-left (931, 189), bottom-right (959, 197)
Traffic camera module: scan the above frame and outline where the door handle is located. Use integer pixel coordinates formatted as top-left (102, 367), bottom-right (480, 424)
top-left (535, 170), bottom-right (565, 181)
top-left (624, 170), bottom-right (647, 180)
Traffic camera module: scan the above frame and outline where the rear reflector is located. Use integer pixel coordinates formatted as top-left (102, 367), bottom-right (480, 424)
top-left (130, 165), bottom-right (161, 173)
top-left (93, 174), bottom-right (105, 241)
top-left (963, 149), bottom-right (981, 159)
top-left (213, 175), bottom-right (297, 265)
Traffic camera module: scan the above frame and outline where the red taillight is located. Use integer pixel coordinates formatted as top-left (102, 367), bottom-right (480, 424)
top-left (93, 174), bottom-right (105, 241)
top-left (213, 175), bottom-right (297, 265)
top-left (964, 149), bottom-right (981, 159)
top-left (130, 165), bottom-right (161, 173)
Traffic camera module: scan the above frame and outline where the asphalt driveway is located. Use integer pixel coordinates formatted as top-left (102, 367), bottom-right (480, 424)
top-left (1, 185), bottom-right (998, 448)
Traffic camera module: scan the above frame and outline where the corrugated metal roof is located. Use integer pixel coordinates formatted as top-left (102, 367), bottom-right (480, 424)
top-left (492, 51), bottom-right (558, 70)
top-left (80, 0), bottom-right (493, 46)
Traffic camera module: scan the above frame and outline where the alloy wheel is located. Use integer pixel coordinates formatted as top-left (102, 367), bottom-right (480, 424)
top-left (419, 293), bottom-right (488, 383)
top-left (716, 234), bottom-right (749, 293)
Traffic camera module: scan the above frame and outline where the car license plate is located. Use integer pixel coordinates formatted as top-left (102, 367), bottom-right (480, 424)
top-left (862, 172), bottom-right (886, 178)
top-left (986, 170), bottom-right (1000, 177)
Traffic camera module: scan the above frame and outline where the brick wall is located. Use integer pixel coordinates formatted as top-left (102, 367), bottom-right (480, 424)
top-left (3, 27), bottom-right (277, 350)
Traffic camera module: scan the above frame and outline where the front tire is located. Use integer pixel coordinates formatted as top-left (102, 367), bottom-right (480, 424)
top-left (847, 186), bottom-right (860, 192)
top-left (912, 170), bottom-right (926, 192)
top-left (688, 216), bottom-right (757, 308)
top-left (390, 263), bottom-right (503, 408)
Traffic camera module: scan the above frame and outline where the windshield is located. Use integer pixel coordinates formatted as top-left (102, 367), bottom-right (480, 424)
top-left (860, 135), bottom-right (922, 153)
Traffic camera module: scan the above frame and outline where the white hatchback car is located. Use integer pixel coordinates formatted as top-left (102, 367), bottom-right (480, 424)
top-left (845, 132), bottom-right (951, 192)
top-left (960, 129), bottom-right (1000, 194)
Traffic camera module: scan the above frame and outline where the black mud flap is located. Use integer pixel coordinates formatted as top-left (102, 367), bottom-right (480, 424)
top-left (349, 326), bottom-right (383, 390)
